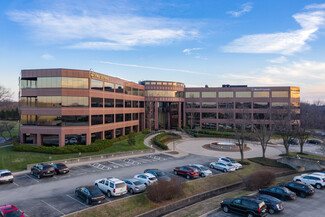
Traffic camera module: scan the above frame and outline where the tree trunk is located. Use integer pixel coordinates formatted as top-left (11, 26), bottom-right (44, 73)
top-left (240, 145), bottom-right (244, 162)
top-left (300, 143), bottom-right (304, 154)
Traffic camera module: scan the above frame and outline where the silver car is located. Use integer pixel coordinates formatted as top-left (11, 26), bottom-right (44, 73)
top-left (124, 178), bottom-right (146, 194)
top-left (188, 164), bottom-right (212, 177)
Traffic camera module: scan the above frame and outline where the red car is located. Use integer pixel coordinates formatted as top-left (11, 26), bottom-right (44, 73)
top-left (174, 166), bottom-right (199, 179)
top-left (0, 205), bottom-right (25, 217)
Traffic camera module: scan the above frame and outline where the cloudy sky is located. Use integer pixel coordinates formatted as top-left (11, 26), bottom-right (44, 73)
top-left (1, 0), bottom-right (325, 101)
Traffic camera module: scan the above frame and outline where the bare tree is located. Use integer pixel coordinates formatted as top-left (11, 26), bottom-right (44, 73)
top-left (253, 112), bottom-right (273, 158)
top-left (233, 112), bottom-right (252, 162)
top-left (296, 128), bottom-right (309, 154)
top-left (0, 85), bottom-right (12, 103)
top-left (0, 121), bottom-right (15, 141)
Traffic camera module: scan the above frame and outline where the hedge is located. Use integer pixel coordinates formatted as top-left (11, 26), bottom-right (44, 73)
top-left (13, 132), bottom-right (143, 154)
top-left (151, 132), bottom-right (181, 150)
top-left (184, 129), bottom-right (235, 138)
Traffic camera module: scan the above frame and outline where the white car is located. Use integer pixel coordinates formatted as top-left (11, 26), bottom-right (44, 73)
top-left (209, 162), bottom-right (236, 172)
top-left (311, 172), bottom-right (325, 178)
top-left (133, 173), bottom-right (158, 185)
top-left (188, 164), bottom-right (212, 177)
top-left (293, 174), bottom-right (325, 189)
top-left (0, 169), bottom-right (14, 184)
top-left (218, 157), bottom-right (242, 170)
top-left (95, 177), bottom-right (127, 197)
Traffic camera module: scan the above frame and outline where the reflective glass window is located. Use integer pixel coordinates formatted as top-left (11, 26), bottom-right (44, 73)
top-left (218, 102), bottom-right (234, 109)
top-left (116, 99), bottom-right (123, 108)
top-left (139, 89), bottom-right (145, 96)
top-left (91, 132), bottom-right (102, 143)
top-left (185, 92), bottom-right (200, 98)
top-left (105, 98), bottom-right (114, 107)
top-left (202, 123), bottom-right (216, 129)
top-left (202, 113), bottom-right (217, 119)
top-left (236, 113), bottom-right (251, 119)
top-left (37, 116), bottom-right (62, 126)
top-left (139, 101), bottom-right (144, 108)
top-left (254, 113), bottom-right (269, 120)
top-left (235, 102), bottom-right (251, 109)
top-left (91, 79), bottom-right (103, 90)
top-left (20, 115), bottom-right (36, 125)
top-left (253, 91), bottom-right (269, 98)
top-left (125, 100), bottom-right (132, 108)
top-left (115, 128), bottom-right (123, 137)
top-left (202, 102), bottom-right (217, 108)
top-left (21, 78), bottom-right (37, 88)
top-left (133, 101), bottom-right (139, 108)
top-left (202, 92), bottom-right (216, 98)
top-left (125, 86), bottom-right (132, 95)
top-left (253, 102), bottom-right (269, 109)
top-left (218, 113), bottom-right (234, 119)
top-left (133, 88), bottom-right (138, 96)
top-left (157, 82), bottom-right (162, 85)
top-left (116, 114), bottom-right (124, 122)
top-left (91, 115), bottom-right (103, 125)
top-left (236, 92), bottom-right (251, 98)
top-left (291, 102), bottom-right (300, 108)
top-left (272, 102), bottom-right (289, 108)
top-left (125, 113), bottom-right (132, 121)
top-left (105, 130), bottom-right (113, 139)
top-left (272, 91), bottom-right (288, 98)
top-left (105, 114), bottom-right (114, 123)
top-left (218, 92), bottom-right (234, 98)
top-left (65, 134), bottom-right (86, 145)
top-left (62, 116), bottom-right (89, 126)
top-left (163, 82), bottom-right (167, 85)
top-left (61, 77), bottom-right (88, 89)
top-left (185, 112), bottom-right (200, 128)
top-left (62, 96), bottom-right (88, 107)
top-left (104, 82), bottom-right (114, 92)
top-left (115, 84), bottom-right (124, 93)
top-left (144, 82), bottom-right (150, 85)
top-left (133, 113), bottom-right (138, 120)
top-left (91, 97), bottom-right (103, 107)
top-left (290, 87), bottom-right (300, 98)
top-left (186, 102), bottom-right (200, 108)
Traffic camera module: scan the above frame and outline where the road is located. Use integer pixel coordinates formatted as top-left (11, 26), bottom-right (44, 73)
top-left (0, 153), bottom-right (221, 217)
top-left (208, 187), bottom-right (325, 217)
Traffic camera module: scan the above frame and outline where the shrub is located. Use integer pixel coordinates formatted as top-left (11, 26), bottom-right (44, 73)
top-left (142, 129), bottom-right (149, 134)
top-left (146, 178), bottom-right (184, 203)
top-left (151, 132), bottom-right (181, 150)
top-left (243, 170), bottom-right (276, 191)
top-left (128, 132), bottom-right (136, 146)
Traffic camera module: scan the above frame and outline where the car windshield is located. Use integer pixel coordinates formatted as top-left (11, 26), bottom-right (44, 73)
top-left (4, 210), bottom-right (23, 217)
top-left (56, 164), bottom-right (67, 168)
top-left (149, 177), bottom-right (156, 181)
top-left (156, 171), bottom-right (167, 177)
top-left (116, 183), bottom-right (126, 188)
top-left (2, 172), bottom-right (12, 176)
top-left (228, 158), bottom-right (236, 163)
top-left (133, 181), bottom-right (142, 186)
top-left (88, 187), bottom-right (102, 196)
top-left (200, 166), bottom-right (209, 171)
top-left (227, 163), bottom-right (232, 166)
top-left (282, 188), bottom-right (291, 193)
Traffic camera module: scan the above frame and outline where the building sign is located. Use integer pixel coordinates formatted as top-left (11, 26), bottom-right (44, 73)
top-left (90, 72), bottom-right (109, 81)
top-left (251, 88), bottom-right (270, 91)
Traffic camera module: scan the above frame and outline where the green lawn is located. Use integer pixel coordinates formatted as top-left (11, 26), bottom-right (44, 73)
top-left (282, 152), bottom-right (325, 160)
top-left (0, 134), bottom-right (150, 172)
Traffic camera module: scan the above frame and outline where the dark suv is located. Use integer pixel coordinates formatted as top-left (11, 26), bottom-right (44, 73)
top-left (278, 181), bottom-right (314, 198)
top-left (30, 163), bottom-right (55, 179)
top-left (221, 196), bottom-right (268, 217)
top-left (144, 169), bottom-right (171, 181)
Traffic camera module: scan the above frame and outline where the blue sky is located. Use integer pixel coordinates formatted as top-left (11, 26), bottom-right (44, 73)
top-left (1, 0), bottom-right (325, 101)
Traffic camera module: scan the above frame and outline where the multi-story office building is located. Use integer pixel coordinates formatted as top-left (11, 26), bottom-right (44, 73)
top-left (19, 69), bottom-right (300, 147)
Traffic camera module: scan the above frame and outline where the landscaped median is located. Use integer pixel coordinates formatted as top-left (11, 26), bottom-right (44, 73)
top-left (151, 132), bottom-right (182, 150)
top-left (0, 133), bottom-right (150, 172)
top-left (66, 161), bottom-right (294, 217)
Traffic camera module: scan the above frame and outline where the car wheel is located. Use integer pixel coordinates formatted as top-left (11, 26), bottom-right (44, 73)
top-left (210, 164), bottom-right (214, 169)
top-left (86, 198), bottom-right (91, 205)
top-left (296, 179), bottom-right (301, 182)
top-left (223, 205), bottom-right (229, 213)
top-left (247, 213), bottom-right (254, 217)
top-left (269, 208), bottom-right (275, 214)
top-left (300, 192), bottom-right (306, 198)
top-left (186, 175), bottom-right (190, 179)
top-left (107, 191), bottom-right (112, 198)
top-left (316, 184), bottom-right (322, 189)
top-left (174, 170), bottom-right (178, 175)
top-left (95, 183), bottom-right (98, 187)
top-left (30, 171), bottom-right (34, 175)
top-left (10, 180), bottom-right (13, 183)
top-left (37, 174), bottom-right (41, 179)
top-left (201, 173), bottom-right (205, 177)
top-left (130, 189), bottom-right (134, 194)
top-left (223, 169), bottom-right (227, 173)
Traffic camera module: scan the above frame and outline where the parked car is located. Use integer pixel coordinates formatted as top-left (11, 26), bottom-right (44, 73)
top-left (0, 169), bottom-right (14, 184)
top-left (70, 138), bottom-right (78, 144)
top-left (52, 163), bottom-right (69, 175)
top-left (144, 169), bottom-right (171, 181)
top-left (307, 139), bottom-right (322, 144)
top-left (30, 163), bottom-right (55, 179)
top-left (218, 157), bottom-right (242, 170)
top-left (133, 173), bottom-right (158, 185)
top-left (311, 172), bottom-right (325, 178)
top-left (221, 196), bottom-right (268, 217)
top-left (259, 186), bottom-right (296, 201)
top-left (75, 185), bottom-right (105, 205)
top-left (288, 138), bottom-right (298, 145)
top-left (0, 205), bottom-right (25, 217)
top-left (95, 177), bottom-right (127, 197)
top-left (65, 139), bottom-right (69, 144)
top-left (188, 164), bottom-right (212, 177)
top-left (123, 178), bottom-right (146, 194)
top-left (293, 174), bottom-right (325, 189)
top-left (173, 166), bottom-right (199, 179)
top-left (253, 194), bottom-right (283, 214)
top-left (209, 162), bottom-right (236, 172)
top-left (277, 181), bottom-right (314, 198)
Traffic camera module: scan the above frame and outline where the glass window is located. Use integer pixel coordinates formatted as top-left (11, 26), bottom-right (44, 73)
top-left (236, 91), bottom-right (251, 98)
top-left (185, 112), bottom-right (200, 128)
top-left (144, 81), bottom-right (150, 85)
top-left (62, 96), bottom-right (88, 107)
top-left (168, 82), bottom-right (173, 85)
top-left (62, 116), bottom-right (89, 126)
top-left (202, 123), bottom-right (216, 129)
top-left (139, 101), bottom-right (144, 108)
top-left (202, 92), bottom-right (216, 98)
top-left (157, 82), bottom-right (162, 85)
top-left (218, 92), bottom-right (234, 98)
top-left (125, 113), bottom-right (132, 121)
top-left (105, 130), bottom-right (113, 139)
top-left (272, 91), bottom-right (288, 98)
top-left (139, 89), bottom-right (145, 96)
top-left (105, 114), bottom-right (114, 124)
top-left (116, 114), bottom-right (124, 122)
top-left (65, 134), bottom-right (86, 145)
top-left (91, 97), bottom-right (103, 107)
top-left (185, 92), bottom-right (200, 98)
top-left (125, 100), bottom-right (132, 108)
top-left (235, 102), bottom-right (251, 109)
top-left (133, 113), bottom-right (138, 120)
top-left (105, 98), bottom-right (114, 107)
top-left (20, 115), bottom-right (36, 125)
top-left (104, 82), bottom-right (114, 92)
top-left (290, 87), bottom-right (300, 98)
top-left (253, 102), bottom-right (269, 109)
top-left (202, 102), bottom-right (217, 108)
top-left (133, 88), bottom-right (138, 96)
top-left (133, 101), bottom-right (139, 108)
top-left (236, 113), bottom-right (251, 119)
top-left (91, 79), bottom-right (103, 90)
top-left (291, 102), bottom-right (300, 108)
top-left (218, 113), bottom-right (234, 119)
top-left (202, 113), bottom-right (217, 119)
top-left (218, 102), bottom-right (234, 109)
top-left (91, 115), bottom-right (103, 125)
top-left (254, 113), bottom-right (269, 120)
top-left (91, 132), bottom-right (102, 143)
top-left (151, 82), bottom-right (157, 85)
top-left (163, 82), bottom-right (167, 85)
top-left (21, 78), bottom-right (37, 88)
top-left (116, 99), bottom-right (123, 108)
top-left (115, 84), bottom-right (124, 93)
top-left (61, 77), bottom-right (88, 89)
top-left (42, 135), bottom-right (59, 146)
top-left (115, 128), bottom-right (123, 137)
top-left (37, 116), bottom-right (62, 126)
top-left (125, 86), bottom-right (132, 95)
top-left (272, 102), bottom-right (288, 108)
top-left (253, 91), bottom-right (269, 98)
top-left (186, 102), bottom-right (200, 108)
top-left (145, 90), bottom-right (184, 97)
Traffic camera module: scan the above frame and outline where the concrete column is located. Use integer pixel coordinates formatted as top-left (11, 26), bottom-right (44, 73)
top-left (155, 101), bottom-right (159, 130)
top-left (167, 111), bottom-right (171, 129)
top-left (59, 133), bottom-right (65, 147)
top-left (178, 102), bottom-right (182, 128)
top-left (101, 131), bottom-right (105, 140)
top-left (86, 132), bottom-right (91, 145)
top-left (37, 134), bottom-right (42, 146)
top-left (183, 102), bottom-right (186, 127)
top-left (122, 127), bottom-right (125, 136)
top-left (113, 128), bottom-right (116, 139)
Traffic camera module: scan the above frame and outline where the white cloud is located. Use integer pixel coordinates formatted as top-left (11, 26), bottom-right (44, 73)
top-left (305, 3), bottom-right (325, 10)
top-left (100, 60), bottom-right (211, 75)
top-left (183, 47), bottom-right (202, 55)
top-left (41, 54), bottom-right (54, 60)
top-left (267, 56), bottom-right (287, 64)
top-left (8, 11), bottom-right (198, 50)
top-left (227, 2), bottom-right (253, 17)
top-left (223, 10), bottom-right (325, 55)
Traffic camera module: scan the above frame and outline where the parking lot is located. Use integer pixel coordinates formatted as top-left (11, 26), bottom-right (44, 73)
top-left (208, 188), bottom-right (325, 217)
top-left (0, 153), bottom-right (222, 217)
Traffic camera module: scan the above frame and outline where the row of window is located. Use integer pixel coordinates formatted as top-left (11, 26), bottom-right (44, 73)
top-left (186, 112), bottom-right (300, 120)
top-left (144, 81), bottom-right (184, 87)
top-left (21, 96), bottom-right (89, 107)
top-left (186, 102), bottom-right (293, 109)
top-left (91, 98), bottom-right (144, 108)
top-left (21, 77), bottom-right (89, 89)
top-left (145, 90), bottom-right (184, 98)
top-left (91, 79), bottom-right (145, 96)
top-left (185, 91), bottom-right (292, 98)
top-left (21, 113), bottom-right (141, 126)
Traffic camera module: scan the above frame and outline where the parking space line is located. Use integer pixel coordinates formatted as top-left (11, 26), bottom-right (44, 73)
top-left (66, 194), bottom-right (89, 207)
top-left (12, 182), bottom-right (19, 186)
top-left (53, 176), bottom-right (58, 179)
top-left (109, 161), bottom-right (125, 167)
top-left (41, 200), bottom-right (65, 215)
top-left (24, 174), bottom-right (39, 182)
